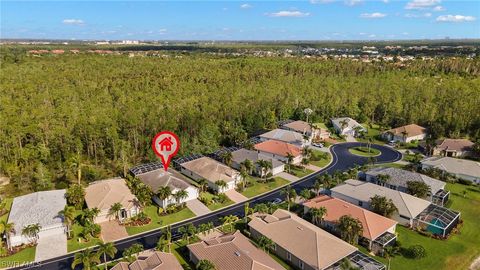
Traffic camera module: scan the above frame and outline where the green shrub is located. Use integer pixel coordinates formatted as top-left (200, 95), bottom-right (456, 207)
top-left (407, 244), bottom-right (427, 259)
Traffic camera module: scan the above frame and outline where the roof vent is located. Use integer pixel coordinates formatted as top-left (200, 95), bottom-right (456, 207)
top-left (297, 226), bottom-right (304, 231)
top-left (235, 251), bottom-right (241, 257)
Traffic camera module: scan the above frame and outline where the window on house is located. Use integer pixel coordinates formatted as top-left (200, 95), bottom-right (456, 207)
top-left (299, 261), bottom-right (304, 269)
top-left (287, 252), bottom-right (291, 261)
top-left (358, 201), bottom-right (363, 207)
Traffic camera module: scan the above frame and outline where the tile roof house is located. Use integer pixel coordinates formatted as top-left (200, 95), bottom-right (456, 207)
top-left (85, 178), bottom-right (140, 223)
top-left (259, 129), bottom-right (307, 146)
top-left (254, 140), bottom-right (303, 165)
top-left (303, 195), bottom-right (397, 254)
top-left (248, 209), bottom-right (358, 270)
top-left (231, 148), bottom-right (285, 176)
top-left (111, 251), bottom-right (182, 270)
top-left (281, 120), bottom-right (331, 140)
top-left (180, 156), bottom-right (240, 192)
top-left (135, 168), bottom-right (199, 207)
top-left (421, 156), bottom-right (480, 184)
top-left (431, 138), bottom-right (475, 158)
top-left (383, 124), bottom-right (427, 143)
top-left (187, 230), bottom-right (286, 270)
top-left (7, 190), bottom-right (67, 248)
top-left (365, 167), bottom-right (449, 205)
top-left (331, 180), bottom-right (431, 226)
top-left (331, 117), bottom-right (366, 137)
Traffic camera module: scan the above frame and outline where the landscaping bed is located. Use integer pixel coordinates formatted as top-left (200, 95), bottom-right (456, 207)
top-left (0, 245), bottom-right (36, 264)
top-left (348, 146), bottom-right (381, 157)
top-left (199, 192), bottom-right (234, 211)
top-left (310, 150), bottom-right (331, 168)
top-left (287, 166), bottom-right (314, 178)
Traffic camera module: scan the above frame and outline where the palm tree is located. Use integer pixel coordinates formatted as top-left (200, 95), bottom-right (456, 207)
top-left (241, 159), bottom-right (254, 175)
top-left (68, 152), bottom-right (84, 185)
top-left (239, 167), bottom-right (248, 190)
top-left (65, 184), bottom-right (85, 210)
top-left (197, 179), bottom-right (208, 193)
top-left (370, 195), bottom-right (398, 218)
top-left (108, 202), bottom-right (123, 221)
top-left (302, 146), bottom-right (313, 159)
top-left (338, 215), bottom-right (363, 244)
top-left (376, 174), bottom-right (391, 186)
top-left (179, 223), bottom-right (196, 244)
top-left (221, 215), bottom-right (239, 232)
top-left (21, 223), bottom-right (41, 244)
top-left (158, 225), bottom-right (172, 252)
top-left (59, 205), bottom-right (76, 238)
top-left (256, 160), bottom-right (271, 181)
top-left (196, 259), bottom-right (216, 270)
top-left (71, 248), bottom-right (100, 270)
top-left (285, 153), bottom-right (294, 173)
top-left (312, 179), bottom-right (323, 196)
top-left (221, 151), bottom-right (233, 167)
top-left (280, 186), bottom-right (297, 211)
top-left (384, 244), bottom-right (401, 270)
top-left (96, 242), bottom-right (117, 270)
top-left (254, 203), bottom-right (269, 214)
top-left (156, 186), bottom-right (172, 207)
top-left (198, 223), bottom-right (210, 236)
top-left (123, 243), bottom-right (144, 262)
top-left (215, 180), bottom-right (228, 193)
top-left (299, 188), bottom-right (313, 201)
top-left (0, 220), bottom-right (14, 249)
top-left (317, 174), bottom-right (334, 190)
top-left (301, 157), bottom-right (310, 172)
top-left (257, 235), bottom-right (275, 254)
top-left (304, 108), bottom-right (313, 124)
top-left (173, 190), bottom-right (188, 206)
top-left (81, 207), bottom-right (100, 225)
top-left (244, 202), bottom-right (252, 223)
top-left (310, 207), bottom-right (327, 226)
top-left (401, 130), bottom-right (409, 142)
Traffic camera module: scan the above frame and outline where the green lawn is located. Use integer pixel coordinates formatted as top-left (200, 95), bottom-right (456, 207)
top-left (349, 147), bottom-right (381, 157)
top-left (363, 183), bottom-right (480, 270)
top-left (126, 205), bottom-right (195, 235)
top-left (310, 150), bottom-right (332, 168)
top-left (287, 166), bottom-right (314, 178)
top-left (67, 222), bottom-right (103, 252)
top-left (241, 177), bottom-right (290, 198)
top-left (313, 122), bottom-right (328, 129)
top-left (67, 210), bottom-right (103, 252)
top-left (0, 246), bottom-right (36, 264)
top-left (207, 198), bottom-right (234, 211)
top-left (357, 123), bottom-right (385, 145)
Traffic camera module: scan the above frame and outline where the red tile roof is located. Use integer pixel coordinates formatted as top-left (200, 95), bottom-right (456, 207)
top-left (304, 195), bottom-right (397, 240)
top-left (254, 140), bottom-right (301, 158)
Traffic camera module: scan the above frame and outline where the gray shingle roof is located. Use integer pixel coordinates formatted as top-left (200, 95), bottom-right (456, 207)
top-left (231, 149), bottom-right (284, 168)
top-left (8, 190), bottom-right (66, 234)
top-left (366, 167), bottom-right (446, 194)
top-left (136, 168), bottom-right (193, 193)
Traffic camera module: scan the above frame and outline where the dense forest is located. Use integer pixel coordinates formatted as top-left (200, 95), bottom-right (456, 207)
top-left (1, 49), bottom-right (479, 195)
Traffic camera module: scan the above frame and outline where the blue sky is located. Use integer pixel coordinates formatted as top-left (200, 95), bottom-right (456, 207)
top-left (1, 0), bottom-right (479, 40)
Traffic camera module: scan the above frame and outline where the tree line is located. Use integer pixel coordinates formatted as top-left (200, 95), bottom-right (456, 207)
top-left (1, 50), bottom-right (479, 195)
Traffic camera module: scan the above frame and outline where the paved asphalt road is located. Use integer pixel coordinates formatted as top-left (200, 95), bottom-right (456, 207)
top-left (17, 142), bottom-right (401, 270)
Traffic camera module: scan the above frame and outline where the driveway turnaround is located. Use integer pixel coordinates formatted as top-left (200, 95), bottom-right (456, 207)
top-left (224, 189), bottom-right (248, 203)
top-left (276, 172), bottom-right (300, 182)
top-left (35, 234), bottom-right (67, 262)
top-left (100, 220), bottom-right (128, 242)
top-left (186, 199), bottom-right (212, 216)
top-left (24, 142), bottom-right (402, 270)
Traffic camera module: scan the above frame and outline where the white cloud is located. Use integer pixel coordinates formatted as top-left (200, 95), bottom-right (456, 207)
top-left (433, 5), bottom-right (445, 11)
top-left (62, 19), bottom-right (85, 25)
top-left (382, 0), bottom-right (390, 3)
top-left (240, 3), bottom-right (252, 9)
top-left (360, 12), bottom-right (387, 18)
top-left (345, 0), bottom-right (363, 6)
top-left (402, 32), bottom-right (409, 35)
top-left (405, 0), bottom-right (440, 10)
top-left (405, 12), bottom-right (432, 18)
top-left (436, 14), bottom-right (476, 22)
top-left (368, 34), bottom-right (376, 38)
top-left (267, 11), bottom-right (311, 17)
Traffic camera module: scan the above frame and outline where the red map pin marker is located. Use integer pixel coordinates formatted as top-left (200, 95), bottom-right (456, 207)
top-left (152, 131), bottom-right (180, 171)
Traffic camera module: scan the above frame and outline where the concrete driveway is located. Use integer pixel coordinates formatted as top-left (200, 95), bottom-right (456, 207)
top-left (224, 190), bottom-right (248, 203)
top-left (100, 220), bottom-right (128, 242)
top-left (35, 234), bottom-right (67, 262)
top-left (186, 199), bottom-right (212, 216)
top-left (276, 172), bottom-right (300, 182)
